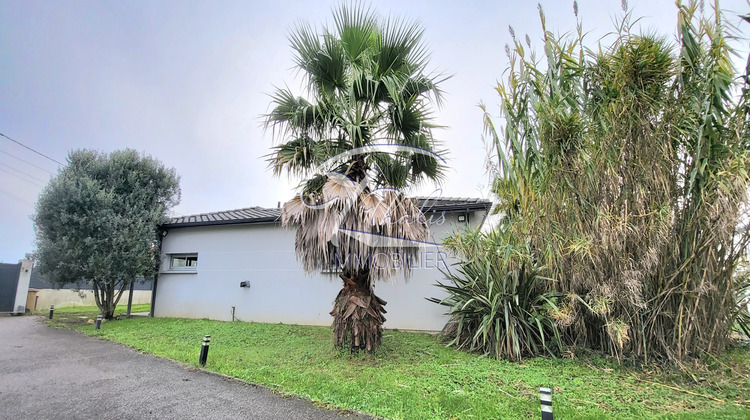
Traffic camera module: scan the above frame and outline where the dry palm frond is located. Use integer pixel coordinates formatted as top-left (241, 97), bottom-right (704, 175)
top-left (283, 186), bottom-right (430, 284)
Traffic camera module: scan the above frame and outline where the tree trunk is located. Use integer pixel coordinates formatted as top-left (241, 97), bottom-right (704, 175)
top-left (93, 279), bottom-right (128, 320)
top-left (92, 281), bottom-right (104, 317)
top-left (104, 281), bottom-right (116, 319)
top-left (330, 269), bottom-right (387, 352)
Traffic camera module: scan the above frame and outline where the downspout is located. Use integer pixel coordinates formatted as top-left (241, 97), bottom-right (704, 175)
top-left (150, 273), bottom-right (158, 317)
top-left (126, 277), bottom-right (135, 317)
top-left (477, 202), bottom-right (494, 230)
top-left (150, 227), bottom-right (166, 318)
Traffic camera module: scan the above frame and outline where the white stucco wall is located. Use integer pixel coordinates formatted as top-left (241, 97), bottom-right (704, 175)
top-left (155, 210), bottom-right (486, 331)
top-left (13, 259), bottom-right (33, 313)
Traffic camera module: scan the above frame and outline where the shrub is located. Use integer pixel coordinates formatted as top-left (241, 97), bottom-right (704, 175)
top-left (430, 228), bottom-right (561, 360)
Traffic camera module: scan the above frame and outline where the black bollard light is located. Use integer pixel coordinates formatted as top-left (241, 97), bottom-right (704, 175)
top-left (540, 387), bottom-right (553, 420)
top-left (199, 335), bottom-right (210, 366)
top-left (48, 305), bottom-right (54, 319)
top-left (95, 314), bottom-right (103, 330)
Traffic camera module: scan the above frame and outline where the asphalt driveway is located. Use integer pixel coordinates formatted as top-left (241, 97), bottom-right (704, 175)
top-left (0, 315), bottom-right (368, 420)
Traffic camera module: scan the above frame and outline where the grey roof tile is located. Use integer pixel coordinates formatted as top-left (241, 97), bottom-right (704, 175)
top-left (163, 197), bottom-right (491, 228)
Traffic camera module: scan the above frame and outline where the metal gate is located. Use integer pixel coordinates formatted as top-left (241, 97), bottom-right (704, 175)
top-left (0, 263), bottom-right (21, 312)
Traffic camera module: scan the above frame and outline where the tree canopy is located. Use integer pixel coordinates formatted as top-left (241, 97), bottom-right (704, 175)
top-left (266, 3), bottom-right (448, 281)
top-left (33, 149), bottom-right (180, 318)
top-left (266, 3), bottom-right (447, 190)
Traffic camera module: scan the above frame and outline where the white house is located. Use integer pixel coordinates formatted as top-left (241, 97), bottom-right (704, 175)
top-left (153, 197), bottom-right (491, 331)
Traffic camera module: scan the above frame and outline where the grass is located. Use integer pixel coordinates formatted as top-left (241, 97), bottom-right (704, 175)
top-left (46, 309), bottom-right (750, 419)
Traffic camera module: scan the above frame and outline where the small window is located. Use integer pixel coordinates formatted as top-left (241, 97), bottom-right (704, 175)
top-left (169, 254), bottom-right (198, 271)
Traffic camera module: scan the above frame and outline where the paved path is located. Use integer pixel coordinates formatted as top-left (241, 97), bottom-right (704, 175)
top-left (0, 315), bottom-right (369, 420)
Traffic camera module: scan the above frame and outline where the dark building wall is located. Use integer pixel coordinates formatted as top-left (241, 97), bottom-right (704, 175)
top-left (0, 263), bottom-right (21, 312)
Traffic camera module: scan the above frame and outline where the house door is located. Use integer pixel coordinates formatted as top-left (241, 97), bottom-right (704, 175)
top-left (0, 263), bottom-right (21, 312)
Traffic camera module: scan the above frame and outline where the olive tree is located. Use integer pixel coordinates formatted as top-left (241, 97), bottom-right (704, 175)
top-left (33, 149), bottom-right (180, 318)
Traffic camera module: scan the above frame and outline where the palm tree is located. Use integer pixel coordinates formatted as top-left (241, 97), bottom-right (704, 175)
top-left (265, 3), bottom-right (446, 352)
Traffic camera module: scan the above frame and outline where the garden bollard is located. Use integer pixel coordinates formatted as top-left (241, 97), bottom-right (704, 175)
top-left (48, 305), bottom-right (54, 319)
top-left (199, 335), bottom-right (210, 366)
top-left (540, 387), bottom-right (553, 420)
top-left (95, 314), bottom-right (102, 330)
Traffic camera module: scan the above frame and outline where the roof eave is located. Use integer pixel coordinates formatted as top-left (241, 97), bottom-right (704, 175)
top-left (161, 216), bottom-right (280, 229)
top-left (420, 202), bottom-right (492, 213)
top-left (161, 201), bottom-right (493, 230)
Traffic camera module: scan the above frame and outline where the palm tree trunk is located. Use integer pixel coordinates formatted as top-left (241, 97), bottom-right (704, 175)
top-left (331, 269), bottom-right (387, 352)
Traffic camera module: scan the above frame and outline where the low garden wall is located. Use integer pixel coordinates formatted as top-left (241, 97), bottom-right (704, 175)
top-left (27, 289), bottom-right (151, 310)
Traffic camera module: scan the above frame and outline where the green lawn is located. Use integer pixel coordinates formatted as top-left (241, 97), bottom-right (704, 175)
top-left (47, 311), bottom-right (750, 419)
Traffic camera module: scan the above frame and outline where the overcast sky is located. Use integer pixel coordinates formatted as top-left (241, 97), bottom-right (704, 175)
top-left (0, 0), bottom-right (747, 262)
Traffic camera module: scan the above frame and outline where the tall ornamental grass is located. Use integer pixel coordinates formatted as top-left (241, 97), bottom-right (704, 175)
top-left (442, 2), bottom-right (750, 363)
